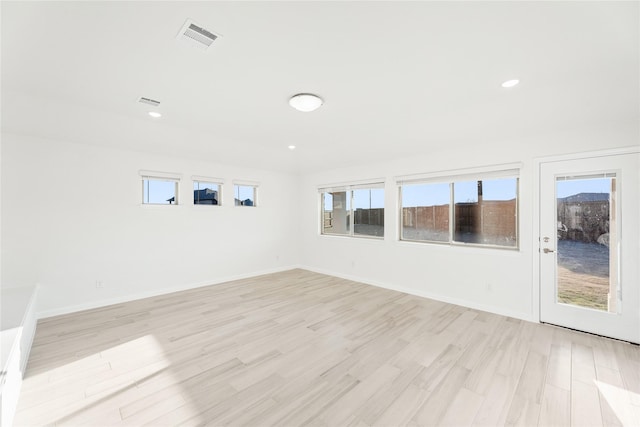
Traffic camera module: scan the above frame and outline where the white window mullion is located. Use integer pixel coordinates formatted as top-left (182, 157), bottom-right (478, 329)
top-left (449, 182), bottom-right (454, 243)
top-left (349, 190), bottom-right (355, 236)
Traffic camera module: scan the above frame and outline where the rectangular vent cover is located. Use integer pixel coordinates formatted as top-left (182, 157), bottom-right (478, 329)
top-left (138, 97), bottom-right (161, 107)
top-left (177, 19), bottom-right (221, 50)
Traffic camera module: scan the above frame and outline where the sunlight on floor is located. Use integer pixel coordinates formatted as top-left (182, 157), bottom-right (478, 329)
top-left (594, 380), bottom-right (640, 426)
top-left (16, 334), bottom-right (203, 426)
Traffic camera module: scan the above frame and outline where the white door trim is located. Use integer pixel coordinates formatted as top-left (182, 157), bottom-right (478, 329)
top-left (532, 146), bottom-right (640, 324)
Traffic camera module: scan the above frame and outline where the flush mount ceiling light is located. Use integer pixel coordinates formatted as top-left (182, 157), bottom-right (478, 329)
top-left (501, 79), bottom-right (520, 88)
top-left (289, 93), bottom-right (323, 112)
top-left (288, 145), bottom-right (296, 150)
top-left (148, 111), bottom-right (162, 118)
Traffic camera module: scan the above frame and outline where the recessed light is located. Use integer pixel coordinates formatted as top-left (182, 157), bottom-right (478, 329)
top-left (148, 111), bottom-right (162, 118)
top-left (289, 93), bottom-right (323, 112)
top-left (288, 145), bottom-right (296, 150)
top-left (501, 79), bottom-right (520, 88)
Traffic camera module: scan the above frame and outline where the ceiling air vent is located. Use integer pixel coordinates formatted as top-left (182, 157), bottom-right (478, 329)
top-left (177, 19), bottom-right (221, 51)
top-left (138, 97), bottom-right (161, 107)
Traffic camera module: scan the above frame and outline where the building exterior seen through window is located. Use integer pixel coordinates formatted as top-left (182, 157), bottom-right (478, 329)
top-left (193, 181), bottom-right (221, 205)
top-left (235, 185), bottom-right (257, 206)
top-left (321, 186), bottom-right (384, 238)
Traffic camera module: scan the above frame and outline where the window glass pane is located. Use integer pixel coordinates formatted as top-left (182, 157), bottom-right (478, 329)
top-left (401, 183), bottom-right (450, 242)
top-left (454, 178), bottom-right (517, 247)
top-left (556, 176), bottom-right (614, 311)
top-left (143, 179), bottom-right (177, 205)
top-left (235, 185), bottom-right (256, 206)
top-left (353, 189), bottom-right (384, 237)
top-left (322, 191), bottom-right (350, 235)
top-left (193, 182), bottom-right (220, 205)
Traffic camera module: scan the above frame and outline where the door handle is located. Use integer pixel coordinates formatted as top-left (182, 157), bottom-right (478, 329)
top-left (543, 248), bottom-right (555, 253)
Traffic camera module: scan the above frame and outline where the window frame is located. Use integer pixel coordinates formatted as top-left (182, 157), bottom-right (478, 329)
top-left (192, 176), bottom-right (224, 207)
top-left (140, 170), bottom-right (182, 206)
top-left (319, 181), bottom-right (385, 240)
top-left (397, 167), bottom-right (520, 250)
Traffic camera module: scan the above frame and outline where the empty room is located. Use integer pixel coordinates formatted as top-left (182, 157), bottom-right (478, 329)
top-left (1, 1), bottom-right (639, 426)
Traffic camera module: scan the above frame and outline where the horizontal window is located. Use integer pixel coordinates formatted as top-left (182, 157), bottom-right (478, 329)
top-left (400, 174), bottom-right (518, 248)
top-left (320, 183), bottom-right (384, 239)
top-left (193, 181), bottom-right (221, 206)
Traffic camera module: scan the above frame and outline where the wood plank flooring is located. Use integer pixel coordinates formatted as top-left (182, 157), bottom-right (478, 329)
top-left (13, 269), bottom-right (640, 426)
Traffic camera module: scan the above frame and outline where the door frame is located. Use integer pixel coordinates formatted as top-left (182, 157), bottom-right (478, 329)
top-left (532, 146), bottom-right (640, 326)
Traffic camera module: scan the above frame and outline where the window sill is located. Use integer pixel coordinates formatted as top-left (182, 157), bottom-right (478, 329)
top-left (320, 233), bottom-right (384, 241)
top-left (141, 203), bottom-right (182, 208)
top-left (397, 238), bottom-right (521, 253)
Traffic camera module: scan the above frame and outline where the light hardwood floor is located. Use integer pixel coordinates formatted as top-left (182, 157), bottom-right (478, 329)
top-left (13, 269), bottom-right (640, 426)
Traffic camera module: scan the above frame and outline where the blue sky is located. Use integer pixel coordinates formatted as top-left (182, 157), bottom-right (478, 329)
top-left (144, 179), bottom-right (176, 204)
top-left (354, 188), bottom-right (384, 209)
top-left (148, 176), bottom-right (610, 207)
top-left (235, 185), bottom-right (255, 202)
top-left (401, 178), bottom-right (518, 208)
top-left (556, 177), bottom-right (612, 198)
top-left (324, 180), bottom-right (519, 210)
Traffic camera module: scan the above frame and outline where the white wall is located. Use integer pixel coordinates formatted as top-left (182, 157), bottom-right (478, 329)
top-left (2, 123), bottom-right (637, 321)
top-left (1, 133), bottom-right (299, 317)
top-left (298, 125), bottom-right (639, 321)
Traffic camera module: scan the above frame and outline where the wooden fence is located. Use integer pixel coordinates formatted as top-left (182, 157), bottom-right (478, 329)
top-left (402, 200), bottom-right (516, 239)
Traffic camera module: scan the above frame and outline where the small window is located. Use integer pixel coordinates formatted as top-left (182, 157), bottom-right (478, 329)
top-left (193, 181), bottom-right (221, 205)
top-left (235, 184), bottom-right (257, 206)
top-left (142, 177), bottom-right (179, 205)
top-left (320, 182), bottom-right (384, 239)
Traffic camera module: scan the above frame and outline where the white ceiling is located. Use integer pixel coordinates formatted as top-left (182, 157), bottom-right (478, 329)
top-left (2, 1), bottom-right (638, 173)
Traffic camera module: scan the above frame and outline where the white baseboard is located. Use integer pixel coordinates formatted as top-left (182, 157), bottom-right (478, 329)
top-left (37, 265), bottom-right (300, 319)
top-left (37, 264), bottom-right (533, 323)
top-left (299, 265), bottom-right (534, 322)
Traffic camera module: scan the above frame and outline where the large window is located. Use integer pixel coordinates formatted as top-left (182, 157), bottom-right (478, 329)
top-left (320, 183), bottom-right (384, 238)
top-left (141, 171), bottom-right (181, 205)
top-left (399, 171), bottom-right (518, 248)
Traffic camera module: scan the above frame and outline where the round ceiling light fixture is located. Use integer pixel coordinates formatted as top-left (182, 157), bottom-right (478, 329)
top-left (148, 111), bottom-right (162, 118)
top-left (288, 145), bottom-right (296, 150)
top-left (501, 79), bottom-right (520, 88)
top-left (289, 93), bottom-right (323, 112)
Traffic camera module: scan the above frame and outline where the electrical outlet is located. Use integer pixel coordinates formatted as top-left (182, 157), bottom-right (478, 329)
top-left (96, 280), bottom-right (104, 289)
